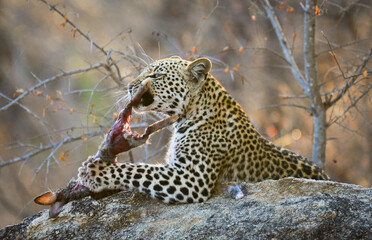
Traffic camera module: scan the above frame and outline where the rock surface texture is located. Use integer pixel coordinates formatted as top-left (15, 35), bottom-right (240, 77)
top-left (1, 178), bottom-right (371, 240)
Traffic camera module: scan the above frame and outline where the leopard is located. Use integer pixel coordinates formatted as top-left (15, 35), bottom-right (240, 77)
top-left (78, 56), bottom-right (329, 204)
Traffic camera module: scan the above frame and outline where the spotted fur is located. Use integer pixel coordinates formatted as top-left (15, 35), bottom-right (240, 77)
top-left (78, 56), bottom-right (329, 203)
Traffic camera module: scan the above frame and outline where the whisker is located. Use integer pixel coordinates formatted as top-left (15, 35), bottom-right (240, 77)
top-left (135, 42), bottom-right (153, 65)
top-left (115, 92), bottom-right (131, 110)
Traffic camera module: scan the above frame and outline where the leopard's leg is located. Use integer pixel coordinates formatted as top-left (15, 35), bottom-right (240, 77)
top-left (78, 157), bottom-right (216, 203)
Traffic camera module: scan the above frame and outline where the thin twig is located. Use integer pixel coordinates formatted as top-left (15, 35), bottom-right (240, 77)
top-left (316, 36), bottom-right (372, 56)
top-left (38, 0), bottom-right (124, 85)
top-left (0, 130), bottom-right (105, 168)
top-left (327, 85), bottom-right (372, 126)
top-left (65, 86), bottom-right (118, 95)
top-left (326, 48), bottom-right (372, 108)
top-left (191, 0), bottom-right (220, 49)
top-left (0, 92), bottom-right (53, 146)
top-left (258, 103), bottom-right (311, 113)
top-left (262, 0), bottom-right (309, 96)
top-left (0, 62), bottom-right (105, 112)
top-left (321, 31), bottom-right (347, 79)
top-left (279, 94), bottom-right (308, 99)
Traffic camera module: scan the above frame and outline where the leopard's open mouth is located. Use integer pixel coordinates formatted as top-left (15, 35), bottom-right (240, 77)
top-left (129, 78), bottom-right (154, 109)
top-left (136, 89), bottom-right (154, 107)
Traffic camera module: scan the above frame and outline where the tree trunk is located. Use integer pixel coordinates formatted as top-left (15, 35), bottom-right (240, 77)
top-left (304, 0), bottom-right (326, 168)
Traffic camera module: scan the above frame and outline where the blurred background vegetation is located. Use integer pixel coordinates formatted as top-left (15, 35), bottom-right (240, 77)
top-left (0, 0), bottom-right (371, 228)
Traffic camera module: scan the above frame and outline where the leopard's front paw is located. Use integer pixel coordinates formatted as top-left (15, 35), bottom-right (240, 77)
top-left (78, 156), bottom-right (114, 192)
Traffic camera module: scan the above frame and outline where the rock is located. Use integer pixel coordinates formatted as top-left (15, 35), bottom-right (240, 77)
top-left (1, 178), bottom-right (371, 240)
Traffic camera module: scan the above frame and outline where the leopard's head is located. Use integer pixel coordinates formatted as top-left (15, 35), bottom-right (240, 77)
top-left (128, 57), bottom-right (212, 116)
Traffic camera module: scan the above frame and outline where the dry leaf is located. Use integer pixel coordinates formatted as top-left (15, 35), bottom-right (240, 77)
top-left (72, 28), bottom-right (77, 38)
top-left (60, 152), bottom-right (65, 161)
top-left (46, 94), bottom-right (52, 101)
top-left (60, 151), bottom-right (69, 161)
top-left (232, 64), bottom-right (241, 72)
top-left (69, 107), bottom-right (73, 114)
top-left (93, 115), bottom-right (97, 124)
top-left (315, 5), bottom-right (320, 15)
top-left (278, 1), bottom-right (287, 10)
top-left (56, 90), bottom-right (62, 100)
top-left (186, 52), bottom-right (190, 61)
top-left (224, 66), bottom-right (229, 73)
top-left (251, 15), bottom-right (256, 21)
top-left (362, 67), bottom-right (369, 79)
top-left (286, 6), bottom-right (294, 13)
top-left (13, 88), bottom-right (24, 98)
top-left (32, 90), bottom-right (43, 96)
top-left (266, 125), bottom-right (277, 138)
top-left (191, 46), bottom-right (197, 59)
top-left (223, 46), bottom-right (230, 51)
top-left (239, 47), bottom-right (244, 53)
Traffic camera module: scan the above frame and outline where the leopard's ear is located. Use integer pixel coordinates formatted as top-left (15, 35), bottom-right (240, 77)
top-left (187, 58), bottom-right (212, 84)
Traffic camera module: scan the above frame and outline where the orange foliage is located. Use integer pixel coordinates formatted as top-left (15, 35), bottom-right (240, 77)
top-left (59, 151), bottom-right (69, 161)
top-left (266, 125), bottom-right (277, 138)
top-left (315, 6), bottom-right (320, 15)
top-left (362, 67), bottom-right (369, 79)
top-left (286, 6), bottom-right (294, 13)
top-left (278, 1), bottom-right (287, 10)
top-left (81, 134), bottom-right (87, 143)
top-left (232, 64), bottom-right (240, 72)
top-left (13, 88), bottom-right (24, 98)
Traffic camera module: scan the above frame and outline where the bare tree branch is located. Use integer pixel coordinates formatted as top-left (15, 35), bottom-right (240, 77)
top-left (259, 103), bottom-right (312, 112)
top-left (320, 31), bottom-right (347, 79)
top-left (0, 130), bottom-right (105, 168)
top-left (328, 85), bottom-right (372, 127)
top-left (0, 62), bottom-right (105, 112)
top-left (191, 0), bottom-right (220, 50)
top-left (316, 36), bottom-right (372, 56)
top-left (38, 0), bottom-right (125, 86)
top-left (262, 0), bottom-right (310, 96)
top-left (326, 48), bottom-right (372, 109)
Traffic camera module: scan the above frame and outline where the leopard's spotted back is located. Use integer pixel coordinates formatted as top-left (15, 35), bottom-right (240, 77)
top-left (78, 57), bottom-right (329, 204)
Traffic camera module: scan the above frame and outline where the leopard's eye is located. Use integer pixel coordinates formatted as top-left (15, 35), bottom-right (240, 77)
top-left (150, 73), bottom-right (163, 79)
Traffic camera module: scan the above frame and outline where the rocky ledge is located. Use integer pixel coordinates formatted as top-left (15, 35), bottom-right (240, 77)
top-left (1, 178), bottom-right (371, 240)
